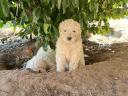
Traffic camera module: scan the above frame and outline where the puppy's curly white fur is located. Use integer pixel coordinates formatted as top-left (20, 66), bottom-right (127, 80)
top-left (25, 47), bottom-right (55, 72)
top-left (56, 19), bottom-right (85, 72)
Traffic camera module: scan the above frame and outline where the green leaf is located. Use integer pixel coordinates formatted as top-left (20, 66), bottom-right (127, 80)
top-left (57, 0), bottom-right (62, 10)
top-left (51, 25), bottom-right (59, 37)
top-left (51, 0), bottom-right (56, 9)
top-left (62, 0), bottom-right (67, 14)
top-left (72, 0), bottom-right (79, 10)
top-left (0, 0), bottom-right (9, 18)
top-left (43, 23), bottom-right (51, 34)
top-left (32, 7), bottom-right (41, 24)
top-left (0, 20), bottom-right (3, 28)
top-left (95, 3), bottom-right (99, 13)
top-left (88, 0), bottom-right (91, 3)
top-left (40, 0), bottom-right (50, 6)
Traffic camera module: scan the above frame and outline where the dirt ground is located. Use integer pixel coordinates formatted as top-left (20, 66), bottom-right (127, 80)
top-left (0, 42), bottom-right (128, 96)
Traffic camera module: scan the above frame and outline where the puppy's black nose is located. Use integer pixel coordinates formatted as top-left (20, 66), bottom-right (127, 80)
top-left (67, 37), bottom-right (72, 40)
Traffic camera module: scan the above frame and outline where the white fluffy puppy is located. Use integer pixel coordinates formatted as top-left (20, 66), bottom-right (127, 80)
top-left (25, 47), bottom-right (55, 72)
top-left (56, 19), bottom-right (85, 72)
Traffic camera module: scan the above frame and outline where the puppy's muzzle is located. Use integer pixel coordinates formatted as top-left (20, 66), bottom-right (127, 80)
top-left (67, 37), bottom-right (72, 41)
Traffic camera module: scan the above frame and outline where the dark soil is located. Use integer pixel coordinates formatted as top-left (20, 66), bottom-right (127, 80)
top-left (0, 42), bottom-right (128, 96)
top-left (0, 40), bottom-right (37, 70)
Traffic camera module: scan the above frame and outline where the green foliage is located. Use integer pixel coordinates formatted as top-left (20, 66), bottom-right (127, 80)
top-left (0, 0), bottom-right (9, 18)
top-left (0, 0), bottom-right (128, 49)
top-left (0, 20), bottom-right (3, 28)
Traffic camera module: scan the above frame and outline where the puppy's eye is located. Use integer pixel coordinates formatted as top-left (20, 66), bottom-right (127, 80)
top-left (64, 30), bottom-right (66, 32)
top-left (73, 30), bottom-right (76, 32)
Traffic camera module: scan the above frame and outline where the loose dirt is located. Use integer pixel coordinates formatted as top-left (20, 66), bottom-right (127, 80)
top-left (0, 42), bottom-right (128, 96)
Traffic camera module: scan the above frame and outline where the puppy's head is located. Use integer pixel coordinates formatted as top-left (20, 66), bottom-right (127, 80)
top-left (59, 19), bottom-right (81, 43)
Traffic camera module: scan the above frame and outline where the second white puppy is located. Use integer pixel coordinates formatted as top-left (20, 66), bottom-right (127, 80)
top-left (25, 47), bottom-right (55, 72)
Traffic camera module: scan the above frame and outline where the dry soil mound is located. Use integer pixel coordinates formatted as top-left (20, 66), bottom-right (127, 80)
top-left (0, 43), bottom-right (128, 96)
